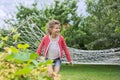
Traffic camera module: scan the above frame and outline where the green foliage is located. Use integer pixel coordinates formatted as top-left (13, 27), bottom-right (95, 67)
top-left (0, 44), bottom-right (53, 80)
top-left (63, 24), bottom-right (87, 49)
top-left (62, 0), bottom-right (120, 50)
top-left (3, 0), bottom-right (120, 50)
top-left (14, 0), bottom-right (79, 31)
top-left (0, 28), bottom-right (21, 51)
top-left (0, 29), bottom-right (11, 48)
top-left (0, 28), bottom-right (53, 80)
top-left (83, 0), bottom-right (120, 49)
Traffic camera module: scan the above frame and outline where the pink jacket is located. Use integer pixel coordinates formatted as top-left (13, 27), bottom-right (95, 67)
top-left (36, 34), bottom-right (72, 62)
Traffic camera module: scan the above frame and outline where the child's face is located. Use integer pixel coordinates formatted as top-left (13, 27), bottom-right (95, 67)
top-left (51, 24), bottom-right (60, 36)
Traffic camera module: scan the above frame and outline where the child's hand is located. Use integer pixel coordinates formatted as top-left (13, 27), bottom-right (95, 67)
top-left (69, 61), bottom-right (73, 66)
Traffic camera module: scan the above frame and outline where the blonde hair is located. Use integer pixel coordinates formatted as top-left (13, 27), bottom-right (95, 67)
top-left (47, 20), bottom-right (61, 34)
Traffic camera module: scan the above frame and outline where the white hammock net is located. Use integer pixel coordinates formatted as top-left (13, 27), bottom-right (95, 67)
top-left (63, 47), bottom-right (120, 65)
top-left (5, 15), bottom-right (120, 65)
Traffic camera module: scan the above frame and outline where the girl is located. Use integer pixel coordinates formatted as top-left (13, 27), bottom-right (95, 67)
top-left (36, 20), bottom-right (72, 79)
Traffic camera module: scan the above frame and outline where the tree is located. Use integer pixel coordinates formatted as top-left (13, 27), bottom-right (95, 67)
top-left (83, 0), bottom-right (120, 49)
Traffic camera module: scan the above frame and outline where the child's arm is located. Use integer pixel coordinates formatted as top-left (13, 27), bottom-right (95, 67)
top-left (62, 36), bottom-right (72, 62)
top-left (36, 37), bottom-right (45, 55)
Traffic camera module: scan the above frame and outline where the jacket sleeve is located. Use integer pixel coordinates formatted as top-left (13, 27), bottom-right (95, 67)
top-left (62, 36), bottom-right (72, 62)
top-left (36, 37), bottom-right (45, 55)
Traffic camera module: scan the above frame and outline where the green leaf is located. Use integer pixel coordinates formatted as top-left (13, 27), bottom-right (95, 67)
top-left (30, 53), bottom-right (38, 59)
top-left (2, 36), bottom-right (8, 41)
top-left (5, 53), bottom-right (15, 61)
top-left (5, 53), bottom-right (24, 63)
top-left (15, 67), bottom-right (32, 75)
top-left (10, 46), bottom-right (19, 53)
top-left (12, 33), bottom-right (20, 41)
top-left (44, 59), bottom-right (53, 65)
top-left (13, 28), bottom-right (17, 33)
top-left (115, 27), bottom-right (120, 33)
top-left (32, 60), bottom-right (39, 66)
top-left (0, 42), bottom-right (4, 48)
top-left (43, 76), bottom-right (52, 80)
top-left (14, 52), bottom-right (30, 61)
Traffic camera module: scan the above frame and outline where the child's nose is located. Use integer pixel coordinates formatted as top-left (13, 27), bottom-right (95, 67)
top-left (58, 29), bottom-right (60, 32)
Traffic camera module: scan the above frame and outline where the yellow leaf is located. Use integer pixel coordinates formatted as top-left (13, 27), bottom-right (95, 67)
top-left (17, 43), bottom-right (30, 50)
top-left (17, 44), bottom-right (23, 49)
top-left (24, 43), bottom-right (30, 48)
top-left (2, 36), bottom-right (8, 41)
top-left (10, 46), bottom-right (19, 53)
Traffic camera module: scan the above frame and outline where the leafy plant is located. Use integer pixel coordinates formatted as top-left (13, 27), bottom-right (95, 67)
top-left (0, 44), bottom-right (53, 80)
top-left (0, 28), bottom-right (54, 80)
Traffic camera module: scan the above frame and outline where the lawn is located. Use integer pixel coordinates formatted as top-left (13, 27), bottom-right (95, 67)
top-left (60, 64), bottom-right (120, 80)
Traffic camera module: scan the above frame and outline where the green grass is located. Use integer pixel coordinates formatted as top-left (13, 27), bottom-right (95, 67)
top-left (60, 64), bottom-right (120, 80)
